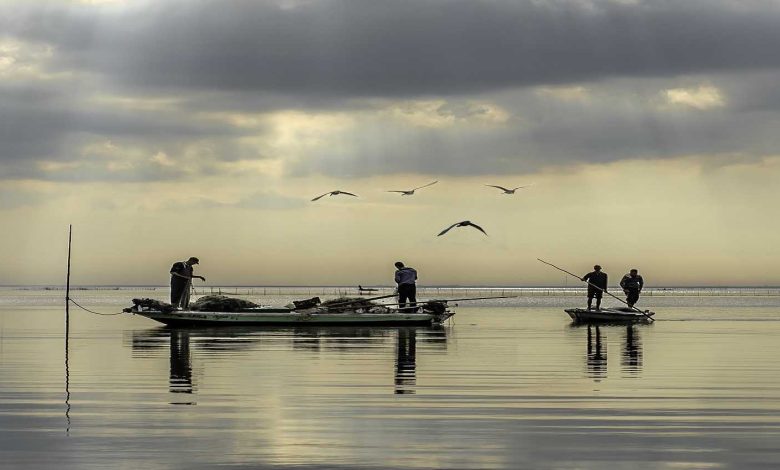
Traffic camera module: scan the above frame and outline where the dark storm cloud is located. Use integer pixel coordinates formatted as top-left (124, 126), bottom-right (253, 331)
top-left (0, 83), bottom-right (240, 160)
top-left (0, 79), bottom-right (272, 180)
top-left (3, 0), bottom-right (780, 97)
top-left (286, 78), bottom-right (780, 177)
top-left (3, 0), bottom-right (780, 182)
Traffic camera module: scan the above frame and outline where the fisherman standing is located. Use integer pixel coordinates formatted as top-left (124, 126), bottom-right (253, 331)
top-left (170, 257), bottom-right (206, 309)
top-left (581, 265), bottom-right (608, 311)
top-left (394, 261), bottom-right (418, 312)
top-left (620, 269), bottom-right (644, 309)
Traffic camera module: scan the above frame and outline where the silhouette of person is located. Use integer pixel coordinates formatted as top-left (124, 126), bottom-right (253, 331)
top-left (581, 265), bottom-right (608, 311)
top-left (394, 262), bottom-right (418, 312)
top-left (170, 257), bottom-right (205, 309)
top-left (620, 269), bottom-right (644, 308)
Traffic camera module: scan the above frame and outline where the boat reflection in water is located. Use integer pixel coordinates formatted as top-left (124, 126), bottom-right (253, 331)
top-left (572, 324), bottom-right (645, 381)
top-left (129, 326), bottom-right (448, 400)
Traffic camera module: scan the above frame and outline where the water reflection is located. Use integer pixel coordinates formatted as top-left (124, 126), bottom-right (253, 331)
top-left (621, 325), bottom-right (643, 374)
top-left (169, 329), bottom-right (194, 402)
top-left (586, 325), bottom-right (607, 381)
top-left (395, 328), bottom-right (416, 394)
top-left (574, 324), bottom-right (645, 380)
top-left (64, 308), bottom-right (71, 432)
top-left (128, 326), bottom-right (448, 399)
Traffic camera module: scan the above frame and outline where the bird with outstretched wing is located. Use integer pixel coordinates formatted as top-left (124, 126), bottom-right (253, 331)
top-left (387, 180), bottom-right (438, 196)
top-left (485, 184), bottom-right (530, 194)
top-left (311, 190), bottom-right (359, 201)
top-left (437, 220), bottom-right (488, 237)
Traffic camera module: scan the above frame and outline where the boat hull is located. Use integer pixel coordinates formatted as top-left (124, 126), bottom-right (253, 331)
top-left (131, 308), bottom-right (454, 327)
top-left (565, 307), bottom-right (654, 324)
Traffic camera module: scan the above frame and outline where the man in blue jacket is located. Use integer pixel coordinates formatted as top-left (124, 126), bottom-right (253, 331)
top-left (394, 261), bottom-right (418, 312)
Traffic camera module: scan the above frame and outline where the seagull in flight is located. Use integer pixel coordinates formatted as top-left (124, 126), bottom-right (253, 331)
top-left (437, 220), bottom-right (488, 237)
top-left (311, 190), bottom-right (359, 202)
top-left (485, 184), bottom-right (531, 194)
top-left (387, 180), bottom-right (438, 196)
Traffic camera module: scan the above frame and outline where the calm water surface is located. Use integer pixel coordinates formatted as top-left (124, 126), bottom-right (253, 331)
top-left (1, 288), bottom-right (779, 469)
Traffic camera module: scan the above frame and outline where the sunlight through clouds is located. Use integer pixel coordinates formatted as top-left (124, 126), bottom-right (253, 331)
top-left (0, 38), bottom-right (54, 80)
top-left (380, 100), bottom-right (511, 128)
top-left (2, 0), bottom-right (780, 285)
top-left (664, 85), bottom-right (726, 110)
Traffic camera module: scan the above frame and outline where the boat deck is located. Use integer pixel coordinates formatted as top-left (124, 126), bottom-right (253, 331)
top-left (129, 307), bottom-right (454, 327)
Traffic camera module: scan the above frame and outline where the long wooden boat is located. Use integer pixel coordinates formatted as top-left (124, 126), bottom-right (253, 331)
top-left (127, 305), bottom-right (455, 327)
top-left (565, 307), bottom-right (654, 324)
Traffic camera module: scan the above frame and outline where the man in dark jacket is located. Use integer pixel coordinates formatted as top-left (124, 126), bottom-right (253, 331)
top-left (581, 265), bottom-right (608, 311)
top-left (170, 257), bottom-right (206, 309)
top-left (620, 269), bottom-right (644, 308)
top-left (394, 261), bottom-right (418, 312)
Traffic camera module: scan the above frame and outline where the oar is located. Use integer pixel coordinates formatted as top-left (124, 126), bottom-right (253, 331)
top-left (537, 258), bottom-right (655, 322)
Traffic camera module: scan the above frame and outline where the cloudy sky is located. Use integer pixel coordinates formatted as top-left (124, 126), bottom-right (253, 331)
top-left (2, 0), bottom-right (780, 286)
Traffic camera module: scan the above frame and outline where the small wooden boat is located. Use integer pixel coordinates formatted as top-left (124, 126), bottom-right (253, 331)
top-left (128, 304), bottom-right (455, 327)
top-left (565, 307), bottom-right (654, 324)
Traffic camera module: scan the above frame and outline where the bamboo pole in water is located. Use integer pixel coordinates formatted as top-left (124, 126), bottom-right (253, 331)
top-left (65, 224), bottom-right (72, 434)
top-left (65, 225), bottom-right (72, 319)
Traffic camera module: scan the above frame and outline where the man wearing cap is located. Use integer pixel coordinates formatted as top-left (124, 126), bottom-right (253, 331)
top-left (394, 261), bottom-right (418, 312)
top-left (581, 265), bottom-right (608, 311)
top-left (170, 257), bottom-right (206, 309)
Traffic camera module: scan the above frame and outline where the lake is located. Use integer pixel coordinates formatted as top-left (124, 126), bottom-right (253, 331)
top-left (1, 287), bottom-right (779, 469)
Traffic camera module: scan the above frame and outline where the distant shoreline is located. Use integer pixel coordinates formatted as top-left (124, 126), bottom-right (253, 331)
top-left (4, 285), bottom-right (780, 290)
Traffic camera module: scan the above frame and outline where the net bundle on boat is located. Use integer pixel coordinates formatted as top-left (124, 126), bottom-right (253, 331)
top-left (124, 298), bottom-right (176, 313)
top-left (189, 295), bottom-right (259, 312)
top-left (320, 297), bottom-right (390, 313)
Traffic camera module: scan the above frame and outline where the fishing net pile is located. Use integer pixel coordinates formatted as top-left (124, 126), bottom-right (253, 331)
top-left (321, 296), bottom-right (390, 313)
top-left (124, 298), bottom-right (176, 313)
top-left (189, 295), bottom-right (259, 312)
top-left (421, 300), bottom-right (447, 314)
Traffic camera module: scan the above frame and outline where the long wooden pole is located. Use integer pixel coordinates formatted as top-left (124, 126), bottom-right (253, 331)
top-left (66, 225), bottom-right (72, 317)
top-left (65, 225), bottom-right (72, 434)
top-left (358, 295), bottom-right (519, 308)
top-left (537, 258), bottom-right (654, 322)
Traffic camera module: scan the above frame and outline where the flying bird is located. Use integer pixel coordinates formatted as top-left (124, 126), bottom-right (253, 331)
top-left (387, 180), bottom-right (438, 196)
top-left (437, 220), bottom-right (488, 237)
top-left (485, 184), bottom-right (531, 194)
top-left (311, 190), bottom-right (359, 202)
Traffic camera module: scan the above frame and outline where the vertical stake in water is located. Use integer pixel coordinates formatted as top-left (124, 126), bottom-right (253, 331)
top-left (65, 224), bottom-right (72, 433)
top-left (66, 225), bottom-right (72, 317)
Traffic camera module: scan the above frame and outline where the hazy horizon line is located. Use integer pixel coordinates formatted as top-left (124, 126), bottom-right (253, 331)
top-left (4, 284), bottom-right (780, 289)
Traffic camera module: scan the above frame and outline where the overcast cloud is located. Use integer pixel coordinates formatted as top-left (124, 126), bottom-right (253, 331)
top-left (2, 0), bottom-right (780, 182)
top-left (5, 0), bottom-right (780, 95)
